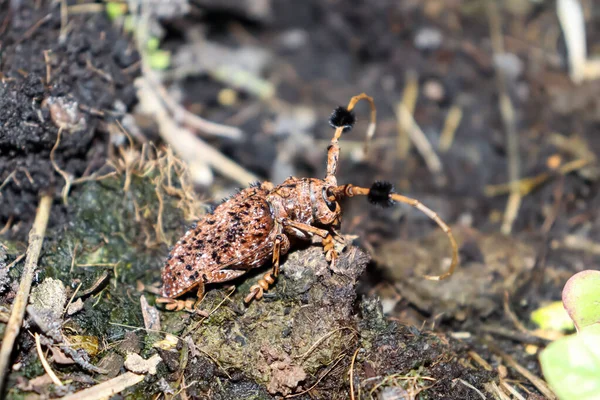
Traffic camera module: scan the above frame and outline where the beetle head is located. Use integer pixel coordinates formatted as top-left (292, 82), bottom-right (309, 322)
top-left (310, 180), bottom-right (341, 227)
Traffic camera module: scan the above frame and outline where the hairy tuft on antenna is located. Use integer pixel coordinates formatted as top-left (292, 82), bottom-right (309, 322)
top-left (329, 106), bottom-right (356, 133)
top-left (368, 181), bottom-right (395, 207)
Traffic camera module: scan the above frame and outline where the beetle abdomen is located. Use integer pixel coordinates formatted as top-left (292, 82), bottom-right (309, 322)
top-left (162, 187), bottom-right (275, 298)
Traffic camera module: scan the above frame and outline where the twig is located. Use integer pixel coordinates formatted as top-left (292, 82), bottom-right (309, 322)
top-left (554, 234), bottom-right (600, 255)
top-left (0, 195), bottom-right (52, 394)
top-left (485, 381), bottom-right (511, 400)
top-left (557, 0), bottom-right (587, 83)
top-left (136, 75), bottom-right (258, 187)
top-left (454, 378), bottom-right (485, 400)
top-left (349, 347), bottom-right (360, 400)
top-left (438, 104), bottom-right (462, 152)
top-left (61, 372), bottom-right (145, 400)
top-left (34, 333), bottom-right (63, 386)
top-left (503, 291), bottom-right (528, 333)
top-left (397, 70), bottom-right (418, 159)
top-left (285, 353), bottom-right (346, 398)
top-left (467, 350), bottom-right (493, 371)
top-left (43, 50), bottom-right (52, 85)
top-left (479, 325), bottom-right (550, 346)
top-left (501, 381), bottom-right (527, 400)
top-left (4, 254), bottom-right (25, 271)
top-left (50, 127), bottom-right (118, 204)
top-left (151, 73), bottom-right (242, 140)
top-left (484, 158), bottom-right (591, 196)
top-left (396, 102), bottom-right (446, 186)
top-left (296, 327), bottom-right (356, 360)
top-left (0, 170), bottom-right (17, 193)
top-left (485, 339), bottom-right (557, 399)
top-left (67, 3), bottom-right (104, 14)
top-left (486, 0), bottom-right (521, 235)
top-left (15, 13), bottom-right (52, 45)
top-left (181, 287), bottom-right (236, 337)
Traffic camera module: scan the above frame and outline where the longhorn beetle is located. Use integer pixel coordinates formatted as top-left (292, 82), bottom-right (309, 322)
top-left (158, 93), bottom-right (459, 311)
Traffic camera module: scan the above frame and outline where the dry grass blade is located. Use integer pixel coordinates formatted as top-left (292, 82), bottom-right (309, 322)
top-left (0, 195), bottom-right (52, 395)
top-left (136, 75), bottom-right (258, 187)
top-left (438, 104), bottom-right (462, 152)
top-left (349, 347), bottom-right (360, 400)
top-left (486, 340), bottom-right (557, 400)
top-left (397, 70), bottom-right (418, 159)
top-left (486, 0), bottom-right (521, 235)
top-left (557, 0), bottom-right (587, 83)
top-left (34, 333), bottom-right (63, 386)
top-left (151, 72), bottom-right (243, 140)
top-left (285, 353), bottom-right (346, 398)
top-left (296, 327), bottom-right (356, 360)
top-left (396, 102), bottom-right (446, 186)
top-left (60, 372), bottom-right (145, 400)
top-left (454, 378), bottom-right (485, 400)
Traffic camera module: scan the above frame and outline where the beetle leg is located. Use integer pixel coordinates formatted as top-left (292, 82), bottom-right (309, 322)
top-left (281, 219), bottom-right (330, 239)
top-left (245, 234), bottom-right (286, 303)
top-left (191, 281), bottom-right (205, 310)
top-left (323, 230), bottom-right (346, 268)
top-left (272, 233), bottom-right (290, 277)
top-left (156, 296), bottom-right (186, 311)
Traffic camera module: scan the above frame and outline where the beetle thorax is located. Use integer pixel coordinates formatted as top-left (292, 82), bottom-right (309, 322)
top-left (267, 177), bottom-right (341, 240)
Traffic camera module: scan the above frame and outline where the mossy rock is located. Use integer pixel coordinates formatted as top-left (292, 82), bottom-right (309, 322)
top-left (4, 175), bottom-right (498, 399)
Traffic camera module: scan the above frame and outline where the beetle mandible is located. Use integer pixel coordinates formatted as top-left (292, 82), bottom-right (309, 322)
top-left (158, 94), bottom-right (459, 311)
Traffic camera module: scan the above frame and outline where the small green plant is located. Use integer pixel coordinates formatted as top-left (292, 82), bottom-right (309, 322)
top-left (539, 270), bottom-right (600, 400)
top-left (105, 3), bottom-right (171, 71)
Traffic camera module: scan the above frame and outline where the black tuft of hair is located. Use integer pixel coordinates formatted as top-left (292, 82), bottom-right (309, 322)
top-left (249, 181), bottom-right (262, 188)
top-left (329, 106), bottom-right (356, 133)
top-left (368, 181), bottom-right (395, 207)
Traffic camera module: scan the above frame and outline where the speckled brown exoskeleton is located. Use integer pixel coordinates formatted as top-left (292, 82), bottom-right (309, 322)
top-left (157, 94), bottom-right (459, 311)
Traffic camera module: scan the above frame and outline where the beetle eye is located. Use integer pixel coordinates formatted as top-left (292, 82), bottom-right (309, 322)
top-left (322, 187), bottom-right (337, 211)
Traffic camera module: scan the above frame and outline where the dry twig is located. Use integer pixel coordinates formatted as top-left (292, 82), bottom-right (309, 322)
top-left (34, 333), bottom-right (63, 386)
top-left (61, 372), bottom-right (145, 400)
top-left (396, 102), bottom-right (447, 186)
top-left (349, 347), bottom-right (360, 400)
top-left (485, 339), bottom-right (557, 399)
top-left (397, 70), bottom-right (418, 159)
top-left (486, 0), bottom-right (521, 235)
top-left (0, 195), bottom-right (52, 394)
top-left (136, 75), bottom-right (258, 186)
top-left (438, 104), bottom-right (463, 152)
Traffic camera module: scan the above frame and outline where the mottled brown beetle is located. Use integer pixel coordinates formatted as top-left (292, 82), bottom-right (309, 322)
top-left (158, 94), bottom-right (458, 311)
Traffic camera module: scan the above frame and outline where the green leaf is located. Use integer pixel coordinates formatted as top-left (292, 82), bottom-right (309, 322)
top-left (147, 37), bottom-right (160, 52)
top-left (148, 50), bottom-right (171, 71)
top-left (562, 270), bottom-right (600, 330)
top-left (106, 2), bottom-right (128, 21)
top-left (531, 301), bottom-right (575, 332)
top-left (540, 324), bottom-right (600, 400)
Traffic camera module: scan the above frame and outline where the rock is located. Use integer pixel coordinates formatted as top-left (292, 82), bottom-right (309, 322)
top-left (124, 353), bottom-right (162, 375)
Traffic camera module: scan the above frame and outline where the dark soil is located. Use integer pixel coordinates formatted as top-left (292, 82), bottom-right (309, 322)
top-left (1, 0), bottom-right (600, 398)
top-left (0, 0), bottom-right (138, 237)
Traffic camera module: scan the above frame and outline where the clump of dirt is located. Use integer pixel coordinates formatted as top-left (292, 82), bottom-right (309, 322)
top-left (357, 298), bottom-right (496, 399)
top-left (374, 225), bottom-right (539, 320)
top-left (0, 0), bottom-right (139, 238)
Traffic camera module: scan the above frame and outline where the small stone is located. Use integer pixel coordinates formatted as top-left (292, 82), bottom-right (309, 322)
top-left (414, 27), bottom-right (443, 51)
top-left (124, 353), bottom-right (162, 375)
top-left (423, 79), bottom-right (445, 102)
top-left (66, 298), bottom-right (84, 316)
top-left (493, 52), bottom-right (523, 80)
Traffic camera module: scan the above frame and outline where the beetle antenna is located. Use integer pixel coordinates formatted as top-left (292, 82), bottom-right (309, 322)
top-left (326, 93), bottom-right (377, 184)
top-left (333, 181), bottom-right (459, 280)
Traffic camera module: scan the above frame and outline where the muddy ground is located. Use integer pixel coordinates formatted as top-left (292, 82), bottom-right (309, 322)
top-left (1, 0), bottom-right (599, 399)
